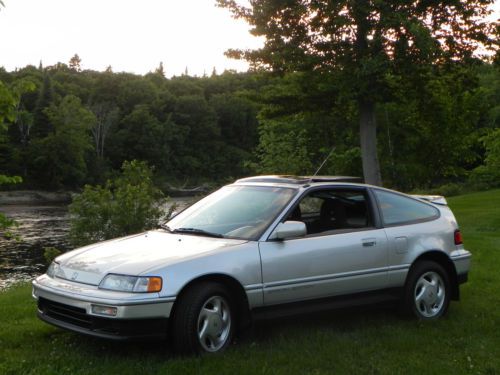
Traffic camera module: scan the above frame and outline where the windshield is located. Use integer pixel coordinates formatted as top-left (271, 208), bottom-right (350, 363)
top-left (166, 185), bottom-right (297, 240)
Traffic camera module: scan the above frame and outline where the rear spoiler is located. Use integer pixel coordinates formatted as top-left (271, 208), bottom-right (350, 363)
top-left (411, 194), bottom-right (448, 206)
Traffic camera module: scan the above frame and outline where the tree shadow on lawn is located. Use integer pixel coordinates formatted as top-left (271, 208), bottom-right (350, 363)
top-left (243, 303), bottom-right (400, 344)
top-left (50, 302), bottom-right (401, 359)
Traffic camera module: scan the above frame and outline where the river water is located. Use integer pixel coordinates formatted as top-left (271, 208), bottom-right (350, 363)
top-left (0, 198), bottom-right (191, 291)
top-left (0, 205), bottom-right (71, 290)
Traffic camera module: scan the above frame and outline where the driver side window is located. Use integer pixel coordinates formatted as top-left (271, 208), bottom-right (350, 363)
top-left (287, 189), bottom-right (373, 236)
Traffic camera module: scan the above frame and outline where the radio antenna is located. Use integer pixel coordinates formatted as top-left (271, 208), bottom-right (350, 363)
top-left (312, 147), bottom-right (335, 177)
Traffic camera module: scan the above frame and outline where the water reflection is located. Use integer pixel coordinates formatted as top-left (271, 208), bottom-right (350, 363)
top-left (0, 205), bottom-right (71, 290)
top-left (0, 197), bottom-right (192, 291)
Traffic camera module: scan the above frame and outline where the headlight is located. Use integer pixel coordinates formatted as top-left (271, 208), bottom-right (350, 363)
top-left (46, 261), bottom-right (63, 278)
top-left (98, 274), bottom-right (162, 293)
top-left (46, 262), bottom-right (56, 278)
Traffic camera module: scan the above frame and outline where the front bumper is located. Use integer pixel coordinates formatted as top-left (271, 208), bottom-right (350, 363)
top-left (33, 275), bottom-right (175, 340)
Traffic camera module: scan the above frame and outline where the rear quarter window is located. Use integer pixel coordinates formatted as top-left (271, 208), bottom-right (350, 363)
top-left (374, 189), bottom-right (439, 226)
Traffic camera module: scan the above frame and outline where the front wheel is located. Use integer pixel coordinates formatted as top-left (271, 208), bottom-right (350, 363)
top-left (171, 282), bottom-right (235, 355)
top-left (404, 261), bottom-right (451, 320)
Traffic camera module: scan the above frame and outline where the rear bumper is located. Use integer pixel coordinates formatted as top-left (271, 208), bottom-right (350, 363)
top-left (451, 250), bottom-right (472, 284)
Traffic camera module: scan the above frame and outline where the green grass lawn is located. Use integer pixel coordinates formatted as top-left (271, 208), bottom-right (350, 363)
top-left (1, 190), bottom-right (499, 375)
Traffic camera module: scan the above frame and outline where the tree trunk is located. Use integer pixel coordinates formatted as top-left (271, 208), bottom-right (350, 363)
top-left (359, 100), bottom-right (382, 186)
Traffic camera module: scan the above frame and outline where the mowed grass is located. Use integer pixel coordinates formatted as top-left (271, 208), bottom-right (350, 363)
top-left (1, 190), bottom-right (499, 374)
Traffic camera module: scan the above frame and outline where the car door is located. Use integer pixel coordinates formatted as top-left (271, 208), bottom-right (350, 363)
top-left (258, 187), bottom-right (389, 305)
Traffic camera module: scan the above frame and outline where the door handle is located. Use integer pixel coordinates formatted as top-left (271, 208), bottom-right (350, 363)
top-left (362, 238), bottom-right (377, 247)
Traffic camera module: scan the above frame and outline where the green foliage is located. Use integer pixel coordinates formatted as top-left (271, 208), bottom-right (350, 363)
top-left (0, 80), bottom-right (29, 239)
top-left (426, 183), bottom-right (465, 198)
top-left (219, 0), bottom-right (498, 185)
top-left (0, 60), bottom-right (499, 192)
top-left (31, 73), bottom-right (53, 138)
top-left (0, 81), bottom-right (17, 128)
top-left (250, 117), bottom-right (312, 175)
top-left (0, 213), bottom-right (18, 240)
top-left (377, 66), bottom-right (485, 189)
top-left (29, 95), bottom-right (94, 188)
top-left (2, 66), bottom-right (264, 187)
top-left (0, 175), bottom-right (21, 185)
top-left (43, 247), bottom-right (61, 264)
top-left (470, 128), bottom-right (500, 188)
top-left (69, 160), bottom-right (165, 246)
top-left (112, 104), bottom-right (172, 170)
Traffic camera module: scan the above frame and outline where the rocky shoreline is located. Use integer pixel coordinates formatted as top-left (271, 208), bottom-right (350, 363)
top-left (0, 190), bottom-right (74, 205)
top-left (0, 185), bottom-right (211, 205)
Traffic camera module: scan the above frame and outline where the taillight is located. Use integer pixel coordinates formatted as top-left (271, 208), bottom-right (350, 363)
top-left (454, 229), bottom-right (463, 245)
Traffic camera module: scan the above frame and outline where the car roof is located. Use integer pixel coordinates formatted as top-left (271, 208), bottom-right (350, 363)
top-left (234, 175), bottom-right (365, 188)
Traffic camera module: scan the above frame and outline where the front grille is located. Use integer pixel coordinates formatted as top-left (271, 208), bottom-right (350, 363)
top-left (37, 297), bottom-right (168, 339)
top-left (38, 297), bottom-right (92, 328)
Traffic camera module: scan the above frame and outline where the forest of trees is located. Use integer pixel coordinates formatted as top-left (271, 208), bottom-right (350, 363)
top-left (0, 56), bottom-right (499, 193)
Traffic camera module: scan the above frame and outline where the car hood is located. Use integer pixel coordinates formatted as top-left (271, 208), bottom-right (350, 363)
top-left (54, 230), bottom-right (247, 285)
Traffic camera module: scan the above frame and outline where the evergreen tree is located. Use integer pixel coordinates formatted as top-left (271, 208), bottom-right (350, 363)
top-left (32, 73), bottom-right (53, 138)
top-left (69, 54), bottom-right (82, 72)
top-left (155, 62), bottom-right (165, 77)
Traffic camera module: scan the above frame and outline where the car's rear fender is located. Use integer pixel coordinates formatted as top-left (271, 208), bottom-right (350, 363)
top-left (407, 250), bottom-right (460, 300)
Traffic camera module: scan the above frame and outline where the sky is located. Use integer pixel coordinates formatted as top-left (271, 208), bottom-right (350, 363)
top-left (0, 0), bottom-right (498, 77)
top-left (0, 0), bottom-right (263, 77)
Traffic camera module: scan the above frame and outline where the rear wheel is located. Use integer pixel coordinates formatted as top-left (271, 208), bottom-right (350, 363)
top-left (404, 261), bottom-right (450, 320)
top-left (171, 282), bottom-right (235, 355)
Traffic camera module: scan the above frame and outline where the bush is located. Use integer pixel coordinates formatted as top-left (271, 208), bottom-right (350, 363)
top-left (428, 183), bottom-right (464, 197)
top-left (69, 160), bottom-right (166, 246)
top-left (43, 247), bottom-right (61, 264)
top-left (469, 129), bottom-right (500, 189)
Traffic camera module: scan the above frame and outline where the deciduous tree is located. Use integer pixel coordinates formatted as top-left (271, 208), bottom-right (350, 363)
top-left (29, 95), bottom-right (95, 187)
top-left (218, 0), bottom-right (498, 185)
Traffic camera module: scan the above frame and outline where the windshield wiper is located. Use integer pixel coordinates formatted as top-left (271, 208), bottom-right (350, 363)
top-left (159, 223), bottom-right (173, 232)
top-left (172, 227), bottom-right (225, 238)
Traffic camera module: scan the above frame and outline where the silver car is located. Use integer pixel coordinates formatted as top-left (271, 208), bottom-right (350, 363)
top-left (32, 176), bottom-right (471, 354)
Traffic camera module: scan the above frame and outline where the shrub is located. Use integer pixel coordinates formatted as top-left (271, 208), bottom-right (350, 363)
top-left (428, 183), bottom-right (464, 197)
top-left (43, 247), bottom-right (61, 264)
top-left (69, 160), bottom-right (166, 247)
top-left (469, 129), bottom-right (500, 189)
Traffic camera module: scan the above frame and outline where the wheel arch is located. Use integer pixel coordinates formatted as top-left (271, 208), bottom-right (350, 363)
top-left (409, 250), bottom-right (459, 300)
top-left (170, 273), bottom-right (252, 330)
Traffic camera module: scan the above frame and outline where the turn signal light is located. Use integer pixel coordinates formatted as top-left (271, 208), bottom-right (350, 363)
top-left (147, 277), bottom-right (163, 292)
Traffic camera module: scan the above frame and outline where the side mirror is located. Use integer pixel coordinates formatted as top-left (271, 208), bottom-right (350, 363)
top-left (269, 220), bottom-right (307, 240)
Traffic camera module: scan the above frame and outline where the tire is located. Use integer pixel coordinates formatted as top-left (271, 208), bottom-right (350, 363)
top-left (171, 282), bottom-right (235, 355)
top-left (403, 260), bottom-right (451, 320)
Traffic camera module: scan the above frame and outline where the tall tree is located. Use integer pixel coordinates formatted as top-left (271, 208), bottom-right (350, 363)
top-left (30, 95), bottom-right (95, 187)
top-left (32, 73), bottom-right (53, 138)
top-left (155, 61), bottom-right (165, 77)
top-left (90, 103), bottom-right (119, 159)
top-left (218, 0), bottom-right (498, 185)
top-left (69, 53), bottom-right (82, 72)
top-left (0, 79), bottom-right (27, 238)
top-left (0, 81), bottom-right (16, 127)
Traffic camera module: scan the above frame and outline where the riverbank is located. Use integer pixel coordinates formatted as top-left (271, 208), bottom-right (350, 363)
top-left (0, 190), bottom-right (73, 205)
top-left (0, 196), bottom-right (193, 290)
top-left (0, 186), bottom-right (209, 205)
